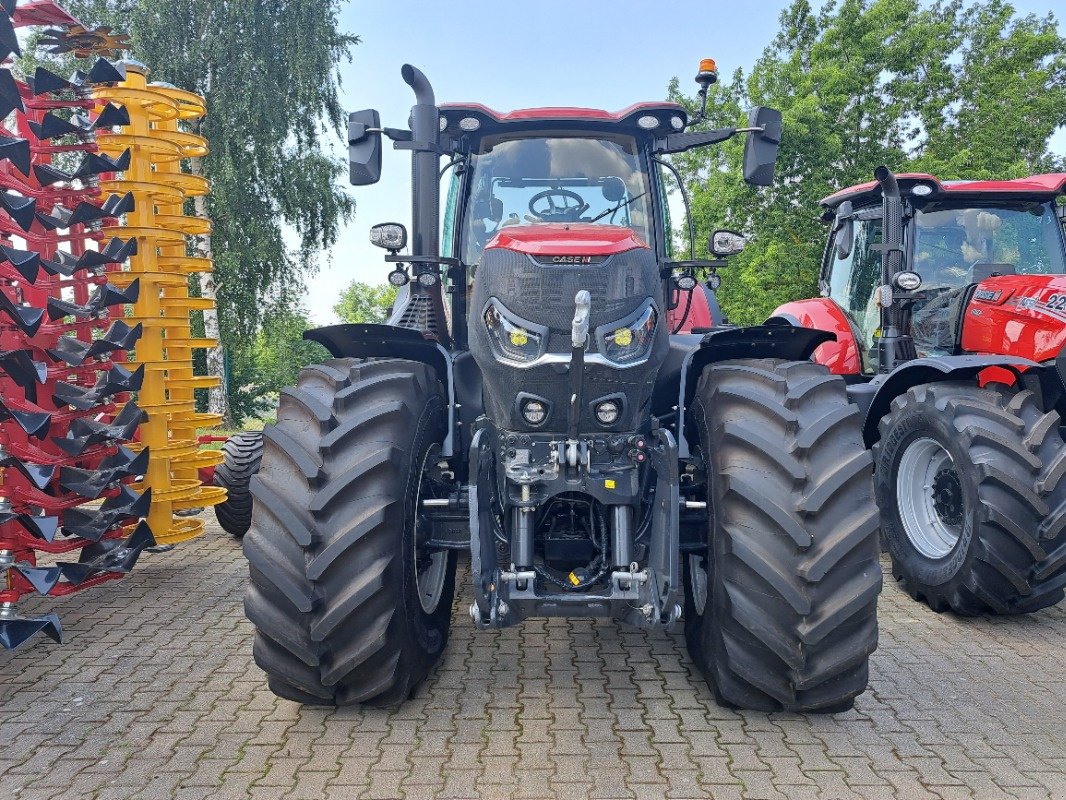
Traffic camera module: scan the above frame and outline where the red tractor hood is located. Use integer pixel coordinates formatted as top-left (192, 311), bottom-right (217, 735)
top-left (485, 224), bottom-right (649, 257)
top-left (961, 274), bottom-right (1066, 362)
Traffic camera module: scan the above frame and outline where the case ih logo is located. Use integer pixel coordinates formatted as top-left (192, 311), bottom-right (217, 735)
top-left (552, 255), bottom-right (594, 264)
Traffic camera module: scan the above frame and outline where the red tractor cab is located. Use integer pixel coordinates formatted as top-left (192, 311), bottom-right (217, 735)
top-left (774, 168), bottom-right (1066, 616)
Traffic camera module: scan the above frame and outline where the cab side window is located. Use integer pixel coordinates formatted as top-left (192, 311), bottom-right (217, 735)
top-left (826, 218), bottom-right (883, 373)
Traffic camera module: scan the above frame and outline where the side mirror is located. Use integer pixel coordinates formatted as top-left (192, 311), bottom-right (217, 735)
top-left (349, 109), bottom-right (382, 186)
top-left (710, 229), bottom-right (746, 257)
top-left (601, 176), bottom-right (626, 203)
top-left (742, 106), bottom-right (782, 187)
top-left (834, 200), bottom-right (854, 260)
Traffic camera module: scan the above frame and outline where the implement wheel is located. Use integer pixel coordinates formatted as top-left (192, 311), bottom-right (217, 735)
top-left (683, 359), bottom-right (881, 712)
top-left (876, 382), bottom-right (1066, 615)
top-left (213, 430), bottom-right (264, 537)
top-left (243, 358), bottom-right (456, 706)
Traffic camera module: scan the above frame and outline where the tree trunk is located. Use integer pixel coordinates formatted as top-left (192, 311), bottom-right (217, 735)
top-left (190, 154), bottom-right (230, 424)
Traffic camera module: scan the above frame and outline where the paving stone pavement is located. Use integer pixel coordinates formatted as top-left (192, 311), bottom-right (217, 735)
top-left (2, 518), bottom-right (1064, 800)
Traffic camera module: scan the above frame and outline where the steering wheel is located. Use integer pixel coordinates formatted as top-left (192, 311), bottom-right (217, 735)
top-left (528, 189), bottom-right (589, 222)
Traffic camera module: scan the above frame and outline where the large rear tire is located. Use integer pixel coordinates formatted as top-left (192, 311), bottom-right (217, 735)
top-left (213, 430), bottom-right (264, 537)
top-left (875, 382), bottom-right (1066, 615)
top-left (243, 358), bottom-right (456, 706)
top-left (683, 359), bottom-right (881, 712)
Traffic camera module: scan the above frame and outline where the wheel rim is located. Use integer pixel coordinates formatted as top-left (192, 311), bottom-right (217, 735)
top-left (896, 437), bottom-right (964, 559)
top-left (688, 555), bottom-right (708, 615)
top-left (413, 445), bottom-right (449, 614)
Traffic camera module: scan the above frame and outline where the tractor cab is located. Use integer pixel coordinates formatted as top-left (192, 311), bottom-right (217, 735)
top-left (816, 173), bottom-right (1066, 372)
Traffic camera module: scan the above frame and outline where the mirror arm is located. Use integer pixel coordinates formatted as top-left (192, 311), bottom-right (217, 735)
top-left (653, 127), bottom-right (736, 155)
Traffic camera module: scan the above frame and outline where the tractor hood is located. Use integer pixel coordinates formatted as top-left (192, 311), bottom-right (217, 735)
top-left (485, 223), bottom-right (649, 257)
top-left (960, 274), bottom-right (1066, 362)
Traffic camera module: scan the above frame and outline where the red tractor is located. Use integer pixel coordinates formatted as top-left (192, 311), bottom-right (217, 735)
top-left (774, 168), bottom-right (1066, 616)
top-left (240, 61), bottom-right (884, 712)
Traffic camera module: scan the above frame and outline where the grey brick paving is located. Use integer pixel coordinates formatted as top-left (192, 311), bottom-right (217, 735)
top-left (2, 518), bottom-right (1064, 799)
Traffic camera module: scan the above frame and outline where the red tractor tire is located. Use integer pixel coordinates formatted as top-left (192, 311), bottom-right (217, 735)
top-left (683, 359), bottom-right (882, 712)
top-left (875, 382), bottom-right (1066, 615)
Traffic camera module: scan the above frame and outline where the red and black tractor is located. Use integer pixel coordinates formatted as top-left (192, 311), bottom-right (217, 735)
top-left (774, 168), bottom-right (1066, 616)
top-left (241, 61), bottom-right (884, 712)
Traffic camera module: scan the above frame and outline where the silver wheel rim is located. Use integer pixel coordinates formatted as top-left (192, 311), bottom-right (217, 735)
top-left (413, 447), bottom-right (449, 614)
top-left (896, 437), bottom-right (964, 559)
top-left (689, 555), bottom-right (708, 615)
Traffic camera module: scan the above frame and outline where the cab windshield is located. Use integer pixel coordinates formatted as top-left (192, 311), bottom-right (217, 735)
top-left (913, 202), bottom-right (1066, 287)
top-left (460, 135), bottom-right (651, 265)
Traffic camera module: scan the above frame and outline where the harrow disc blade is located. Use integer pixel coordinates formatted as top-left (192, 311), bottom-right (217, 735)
top-left (46, 296), bottom-right (89, 321)
top-left (62, 486), bottom-right (150, 541)
top-left (99, 363), bottom-right (145, 393)
top-left (0, 613), bottom-right (62, 650)
top-left (65, 201), bottom-right (108, 228)
top-left (94, 103), bottom-right (131, 129)
top-left (0, 133), bottom-right (31, 177)
top-left (58, 521), bottom-right (155, 584)
top-left (7, 458), bottom-right (56, 490)
top-left (0, 349), bottom-right (47, 388)
top-left (1, 192), bottom-right (37, 233)
top-left (61, 401), bottom-right (146, 452)
top-left (1, 245), bottom-right (42, 282)
top-left (0, 293), bottom-right (45, 336)
top-left (40, 251), bottom-right (79, 277)
top-left (52, 381), bottom-right (101, 411)
top-left (10, 562), bottom-right (62, 595)
top-left (0, 395), bottom-right (52, 437)
top-left (73, 151), bottom-right (118, 180)
top-left (58, 465), bottom-right (111, 498)
top-left (101, 191), bottom-right (135, 216)
top-left (0, 66), bottom-right (24, 119)
top-left (30, 67), bottom-right (76, 96)
top-left (32, 164), bottom-right (73, 187)
top-left (101, 236), bottom-right (138, 263)
top-left (0, 12), bottom-right (20, 62)
top-left (101, 444), bottom-right (149, 477)
top-left (98, 278), bottom-right (140, 307)
top-left (28, 112), bottom-right (83, 141)
top-left (17, 513), bottom-right (60, 542)
top-left (47, 336), bottom-right (92, 367)
top-left (86, 320), bottom-right (142, 358)
top-left (87, 58), bottom-right (126, 85)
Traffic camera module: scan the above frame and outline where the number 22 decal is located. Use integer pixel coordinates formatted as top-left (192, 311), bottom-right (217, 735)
top-left (1046, 294), bottom-right (1066, 311)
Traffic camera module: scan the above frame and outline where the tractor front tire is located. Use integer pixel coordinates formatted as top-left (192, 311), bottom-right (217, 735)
top-left (213, 430), bottom-right (264, 537)
top-left (875, 382), bottom-right (1066, 615)
top-left (683, 359), bottom-right (881, 712)
top-left (243, 358), bottom-right (456, 706)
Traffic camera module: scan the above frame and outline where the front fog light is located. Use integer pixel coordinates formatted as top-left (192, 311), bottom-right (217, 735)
top-left (595, 400), bottom-right (620, 425)
top-left (522, 399), bottom-right (547, 426)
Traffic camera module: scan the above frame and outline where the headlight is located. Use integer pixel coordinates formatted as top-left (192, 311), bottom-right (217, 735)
top-left (483, 299), bottom-right (546, 363)
top-left (599, 304), bottom-right (657, 365)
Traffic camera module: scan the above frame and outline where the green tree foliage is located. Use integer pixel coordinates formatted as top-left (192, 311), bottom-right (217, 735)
top-left (238, 304), bottom-right (329, 419)
top-left (671, 0), bottom-right (1065, 325)
top-left (66, 0), bottom-right (357, 418)
top-left (333, 282), bottom-right (398, 324)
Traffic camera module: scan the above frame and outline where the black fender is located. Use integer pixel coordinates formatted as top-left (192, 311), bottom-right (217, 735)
top-left (675, 324), bottom-right (835, 458)
top-left (855, 354), bottom-right (1046, 447)
top-left (304, 323), bottom-right (459, 457)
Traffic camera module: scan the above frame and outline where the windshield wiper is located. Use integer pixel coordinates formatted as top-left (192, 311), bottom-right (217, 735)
top-left (589, 190), bottom-right (649, 224)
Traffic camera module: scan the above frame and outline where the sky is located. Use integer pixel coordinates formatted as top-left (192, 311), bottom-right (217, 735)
top-left (302, 0), bottom-right (1065, 324)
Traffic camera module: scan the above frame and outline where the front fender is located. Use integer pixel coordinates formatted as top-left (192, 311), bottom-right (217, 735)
top-left (675, 324), bottom-right (835, 458)
top-left (858, 354), bottom-right (1044, 446)
top-left (770, 297), bottom-right (863, 375)
top-left (304, 323), bottom-right (458, 456)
